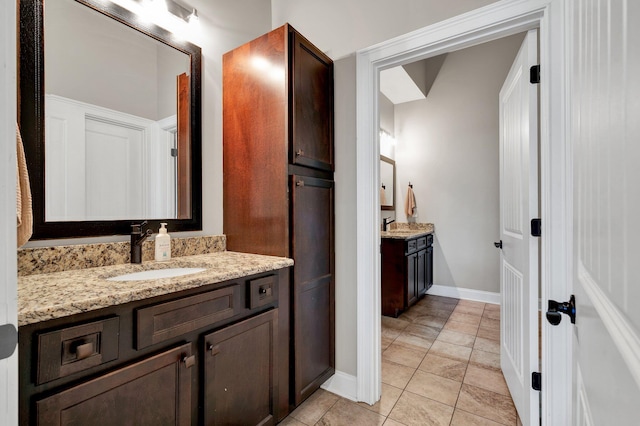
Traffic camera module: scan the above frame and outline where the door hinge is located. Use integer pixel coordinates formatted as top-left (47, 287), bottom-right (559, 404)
top-left (531, 218), bottom-right (541, 237)
top-left (532, 372), bottom-right (541, 391)
top-left (170, 148), bottom-right (178, 157)
top-left (530, 65), bottom-right (540, 84)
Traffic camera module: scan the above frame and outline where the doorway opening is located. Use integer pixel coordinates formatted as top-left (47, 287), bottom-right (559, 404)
top-left (355, 2), bottom-right (570, 425)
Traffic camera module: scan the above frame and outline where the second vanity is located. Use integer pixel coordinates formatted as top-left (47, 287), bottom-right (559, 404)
top-left (381, 225), bottom-right (434, 317)
top-left (18, 251), bottom-right (293, 425)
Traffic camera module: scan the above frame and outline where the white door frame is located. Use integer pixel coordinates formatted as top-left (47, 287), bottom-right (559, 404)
top-left (0, 0), bottom-right (19, 423)
top-left (355, 0), bottom-right (572, 424)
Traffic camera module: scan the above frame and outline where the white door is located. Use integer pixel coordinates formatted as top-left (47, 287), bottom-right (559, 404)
top-left (0, 0), bottom-right (18, 423)
top-left (568, 1), bottom-right (640, 424)
top-left (498, 29), bottom-right (539, 426)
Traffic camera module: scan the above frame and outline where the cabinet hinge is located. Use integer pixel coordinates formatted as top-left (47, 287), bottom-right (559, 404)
top-left (170, 148), bottom-right (178, 157)
top-left (532, 372), bottom-right (542, 391)
top-left (531, 218), bottom-right (542, 237)
top-left (530, 65), bottom-right (540, 84)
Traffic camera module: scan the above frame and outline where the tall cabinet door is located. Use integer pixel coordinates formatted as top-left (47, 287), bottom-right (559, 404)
top-left (290, 30), bottom-right (334, 172)
top-left (290, 175), bottom-right (334, 405)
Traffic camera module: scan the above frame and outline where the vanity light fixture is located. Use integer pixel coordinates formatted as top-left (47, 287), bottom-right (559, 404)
top-left (165, 0), bottom-right (198, 24)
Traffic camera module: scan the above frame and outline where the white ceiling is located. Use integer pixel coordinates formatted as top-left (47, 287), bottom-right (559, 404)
top-left (379, 66), bottom-right (426, 104)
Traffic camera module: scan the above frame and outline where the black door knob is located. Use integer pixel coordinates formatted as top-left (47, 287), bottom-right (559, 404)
top-left (494, 240), bottom-right (502, 249)
top-left (546, 295), bottom-right (576, 325)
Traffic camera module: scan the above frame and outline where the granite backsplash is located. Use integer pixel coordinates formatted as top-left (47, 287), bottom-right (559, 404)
top-left (18, 235), bottom-right (226, 276)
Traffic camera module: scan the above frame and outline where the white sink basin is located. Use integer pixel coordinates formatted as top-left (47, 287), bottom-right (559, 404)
top-left (107, 267), bottom-right (207, 281)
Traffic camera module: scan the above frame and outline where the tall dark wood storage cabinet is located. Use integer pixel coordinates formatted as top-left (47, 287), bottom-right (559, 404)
top-left (222, 24), bottom-right (335, 417)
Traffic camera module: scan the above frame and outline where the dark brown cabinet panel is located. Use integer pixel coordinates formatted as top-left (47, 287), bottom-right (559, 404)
top-left (36, 343), bottom-right (193, 426)
top-left (203, 309), bottom-right (278, 426)
top-left (382, 234), bottom-right (434, 317)
top-left (291, 32), bottom-right (334, 172)
top-left (223, 24), bottom-right (334, 415)
top-left (291, 176), bottom-right (334, 404)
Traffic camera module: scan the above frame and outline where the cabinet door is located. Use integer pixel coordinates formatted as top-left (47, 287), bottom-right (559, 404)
top-left (203, 309), bottom-right (278, 426)
top-left (416, 249), bottom-right (427, 298)
top-left (406, 252), bottom-right (418, 307)
top-left (290, 30), bottom-right (334, 172)
top-left (426, 246), bottom-right (434, 290)
top-left (36, 343), bottom-right (193, 426)
top-left (291, 175), bottom-right (334, 404)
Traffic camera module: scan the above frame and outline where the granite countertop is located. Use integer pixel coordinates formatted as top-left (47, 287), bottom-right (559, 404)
top-left (18, 251), bottom-right (293, 327)
top-left (381, 223), bottom-right (434, 240)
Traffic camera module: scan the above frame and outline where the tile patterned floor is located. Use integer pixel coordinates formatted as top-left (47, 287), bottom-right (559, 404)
top-left (280, 295), bottom-right (523, 426)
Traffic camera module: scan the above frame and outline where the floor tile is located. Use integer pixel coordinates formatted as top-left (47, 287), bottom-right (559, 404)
top-left (418, 353), bottom-right (468, 381)
top-left (381, 335), bottom-right (395, 351)
top-left (413, 314), bottom-right (447, 329)
top-left (289, 388), bottom-right (339, 425)
top-left (483, 303), bottom-right (501, 312)
top-left (382, 316), bottom-right (412, 331)
top-left (448, 312), bottom-right (482, 326)
top-left (457, 300), bottom-right (486, 309)
top-left (357, 383), bottom-right (403, 417)
top-left (482, 308), bottom-right (501, 321)
top-left (383, 343), bottom-right (427, 368)
top-left (453, 304), bottom-right (485, 316)
top-left (477, 326), bottom-right (500, 341)
top-left (382, 360), bottom-right (416, 389)
top-left (451, 409), bottom-right (504, 425)
top-left (436, 329), bottom-right (476, 348)
top-left (428, 340), bottom-right (472, 362)
top-left (425, 295), bottom-right (459, 305)
top-left (480, 316), bottom-right (500, 330)
top-left (278, 416), bottom-right (308, 426)
top-left (443, 319), bottom-right (480, 336)
top-left (383, 419), bottom-right (407, 426)
top-left (474, 337), bottom-right (500, 354)
top-left (317, 398), bottom-right (386, 426)
top-left (456, 384), bottom-right (517, 426)
top-left (394, 331), bottom-right (434, 351)
top-left (388, 391), bottom-right (454, 426)
top-left (382, 326), bottom-right (403, 341)
top-left (463, 364), bottom-right (510, 396)
top-left (469, 349), bottom-right (501, 371)
top-left (406, 370), bottom-right (462, 406)
top-left (403, 323), bottom-right (440, 340)
top-left (425, 307), bottom-right (456, 319)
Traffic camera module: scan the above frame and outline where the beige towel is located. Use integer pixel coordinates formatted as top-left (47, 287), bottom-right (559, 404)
top-left (404, 186), bottom-right (416, 218)
top-left (17, 123), bottom-right (33, 247)
top-left (380, 186), bottom-right (387, 205)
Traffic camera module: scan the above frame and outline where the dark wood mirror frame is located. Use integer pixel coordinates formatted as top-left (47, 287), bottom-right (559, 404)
top-left (380, 155), bottom-right (395, 211)
top-left (19, 0), bottom-right (202, 239)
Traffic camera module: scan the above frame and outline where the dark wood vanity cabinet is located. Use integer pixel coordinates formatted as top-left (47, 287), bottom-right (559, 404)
top-left (382, 234), bottom-right (434, 317)
top-left (223, 23), bottom-right (335, 413)
top-left (19, 268), bottom-right (289, 426)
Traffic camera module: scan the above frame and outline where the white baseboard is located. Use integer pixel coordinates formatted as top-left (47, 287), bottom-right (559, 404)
top-left (321, 370), bottom-right (358, 402)
top-left (428, 284), bottom-right (500, 305)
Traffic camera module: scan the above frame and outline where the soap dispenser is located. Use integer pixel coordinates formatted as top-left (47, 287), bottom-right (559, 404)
top-left (155, 223), bottom-right (171, 261)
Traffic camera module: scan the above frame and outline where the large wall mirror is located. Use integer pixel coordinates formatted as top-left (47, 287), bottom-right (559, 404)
top-left (19, 0), bottom-right (202, 239)
top-left (380, 155), bottom-right (395, 211)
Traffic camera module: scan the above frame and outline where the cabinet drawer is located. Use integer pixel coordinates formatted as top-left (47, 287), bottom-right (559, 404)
top-left (248, 275), bottom-right (277, 309)
top-left (417, 237), bottom-right (427, 249)
top-left (426, 234), bottom-right (433, 246)
top-left (37, 317), bottom-right (119, 385)
top-left (136, 285), bottom-right (241, 349)
top-left (406, 239), bottom-right (417, 254)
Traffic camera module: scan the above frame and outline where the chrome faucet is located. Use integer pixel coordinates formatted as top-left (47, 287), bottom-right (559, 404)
top-left (131, 221), bottom-right (153, 264)
top-left (382, 217), bottom-right (395, 231)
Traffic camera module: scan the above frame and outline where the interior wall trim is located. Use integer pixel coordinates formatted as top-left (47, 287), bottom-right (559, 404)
top-left (320, 371), bottom-right (357, 402)
top-left (578, 262), bottom-right (640, 390)
top-left (428, 285), bottom-right (500, 305)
